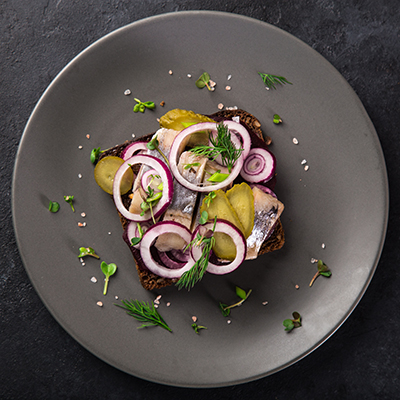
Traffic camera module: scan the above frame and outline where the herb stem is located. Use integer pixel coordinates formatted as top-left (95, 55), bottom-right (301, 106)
top-left (309, 271), bottom-right (320, 287)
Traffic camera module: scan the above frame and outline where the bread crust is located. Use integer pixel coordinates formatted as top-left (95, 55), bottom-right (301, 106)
top-left (100, 109), bottom-right (285, 290)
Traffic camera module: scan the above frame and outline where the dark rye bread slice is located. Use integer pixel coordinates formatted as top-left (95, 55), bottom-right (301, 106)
top-left (100, 109), bottom-right (285, 290)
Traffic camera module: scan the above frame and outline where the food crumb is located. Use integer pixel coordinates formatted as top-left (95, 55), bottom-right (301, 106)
top-left (78, 145), bottom-right (83, 150)
top-left (86, 134), bottom-right (90, 139)
top-left (262, 301), bottom-right (269, 306)
top-left (78, 173), bottom-right (82, 179)
top-left (322, 243), bottom-right (326, 249)
top-left (96, 301), bottom-right (103, 307)
top-left (295, 284), bottom-right (300, 290)
top-left (90, 277), bottom-right (97, 283)
top-left (124, 89), bottom-right (131, 96)
top-left (168, 70), bottom-right (173, 75)
top-left (160, 101), bottom-right (165, 107)
top-left (265, 136), bottom-right (272, 146)
top-left (192, 316), bottom-right (197, 322)
top-left (218, 103), bottom-right (224, 110)
top-left (225, 85), bottom-right (231, 91)
top-left (292, 138), bottom-right (299, 145)
top-left (304, 165), bottom-right (309, 171)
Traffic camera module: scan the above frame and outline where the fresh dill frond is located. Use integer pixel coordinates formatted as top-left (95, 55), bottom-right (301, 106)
top-left (190, 123), bottom-right (243, 172)
top-left (116, 299), bottom-right (172, 332)
top-left (257, 72), bottom-right (292, 90)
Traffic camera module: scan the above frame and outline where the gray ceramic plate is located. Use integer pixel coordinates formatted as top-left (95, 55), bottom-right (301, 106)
top-left (12, 11), bottom-right (388, 387)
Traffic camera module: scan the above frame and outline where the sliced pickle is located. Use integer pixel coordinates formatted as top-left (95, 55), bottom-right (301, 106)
top-left (94, 156), bottom-right (134, 195)
top-left (226, 183), bottom-right (255, 239)
top-left (159, 109), bottom-right (214, 147)
top-left (200, 189), bottom-right (245, 260)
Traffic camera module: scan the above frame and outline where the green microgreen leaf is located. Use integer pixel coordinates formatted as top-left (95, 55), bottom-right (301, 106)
top-left (133, 98), bottom-right (155, 113)
top-left (78, 247), bottom-right (99, 259)
top-left (195, 72), bottom-right (212, 90)
top-left (192, 323), bottom-right (207, 334)
top-left (204, 191), bottom-right (216, 207)
top-left (258, 72), bottom-right (292, 90)
top-left (199, 211), bottom-right (209, 225)
top-left (63, 195), bottom-right (75, 212)
top-left (219, 287), bottom-right (252, 316)
top-left (309, 260), bottom-right (332, 287)
top-left (101, 261), bottom-right (117, 295)
top-left (184, 162), bottom-right (201, 170)
top-left (90, 147), bottom-right (102, 164)
top-left (146, 135), bottom-right (169, 166)
top-left (283, 312), bottom-right (302, 332)
top-left (116, 299), bottom-right (172, 332)
top-left (48, 201), bottom-right (60, 213)
top-left (273, 114), bottom-right (283, 124)
top-left (207, 172), bottom-right (230, 183)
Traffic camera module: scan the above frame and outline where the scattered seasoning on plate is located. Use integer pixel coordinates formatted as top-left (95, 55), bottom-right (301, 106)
top-left (168, 70), bottom-right (173, 75)
top-left (78, 145), bottom-right (83, 150)
top-left (192, 316), bottom-right (197, 322)
top-left (218, 103), bottom-right (224, 110)
top-left (80, 212), bottom-right (86, 218)
top-left (78, 222), bottom-right (87, 227)
top-left (90, 277), bottom-right (97, 283)
top-left (187, 74), bottom-right (192, 78)
top-left (166, 302), bottom-right (171, 307)
top-left (96, 301), bottom-right (103, 307)
top-left (304, 165), bottom-right (309, 171)
top-left (108, 232), bottom-right (112, 235)
top-left (159, 101), bottom-right (165, 107)
top-left (292, 138), bottom-right (299, 145)
top-left (295, 284), bottom-right (300, 290)
top-left (322, 243), bottom-right (326, 249)
top-left (227, 74), bottom-right (232, 81)
top-left (262, 301), bottom-right (269, 306)
top-left (78, 173), bottom-right (82, 179)
top-left (132, 133), bottom-right (136, 138)
top-left (301, 159), bottom-right (307, 165)
top-left (311, 258), bottom-right (318, 263)
top-left (225, 85), bottom-right (231, 91)
top-left (227, 320), bottom-right (232, 324)
top-left (86, 134), bottom-right (90, 139)
top-left (124, 89), bottom-right (131, 96)
top-left (115, 295), bottom-right (119, 300)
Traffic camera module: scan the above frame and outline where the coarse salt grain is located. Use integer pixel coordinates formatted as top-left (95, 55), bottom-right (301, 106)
top-left (81, 262), bottom-right (85, 266)
top-left (227, 320), bottom-right (232, 324)
top-left (192, 316), bottom-right (197, 322)
top-left (132, 133), bottom-right (136, 138)
top-left (304, 165), bottom-right (309, 171)
top-left (96, 301), bottom-right (103, 307)
top-left (78, 145), bottom-right (83, 149)
top-left (81, 212), bottom-right (86, 217)
top-left (168, 70), bottom-right (173, 75)
top-left (292, 138), bottom-right (299, 145)
top-left (156, 295), bottom-right (162, 300)
top-left (225, 85), bottom-right (231, 91)
top-left (322, 243), bottom-right (326, 249)
top-left (227, 74), bottom-right (232, 80)
top-left (301, 159), bottom-right (307, 165)
top-left (86, 134), bottom-right (90, 139)
top-left (78, 222), bottom-right (86, 227)
top-left (209, 80), bottom-right (216, 87)
top-left (154, 304), bottom-right (159, 308)
top-left (124, 89), bottom-right (131, 96)
top-left (218, 103), bottom-right (224, 110)
top-left (166, 302), bottom-right (171, 307)
top-left (90, 277), bottom-right (97, 283)
top-left (232, 116), bottom-right (240, 123)
top-left (262, 301), bottom-right (268, 306)
top-left (311, 258), bottom-right (318, 263)
top-left (187, 74), bottom-right (192, 78)
top-left (115, 296), bottom-right (119, 300)
top-left (154, 299), bottom-right (160, 305)
top-left (108, 232), bottom-right (112, 235)
top-left (78, 173), bottom-right (82, 179)
top-left (295, 284), bottom-right (300, 290)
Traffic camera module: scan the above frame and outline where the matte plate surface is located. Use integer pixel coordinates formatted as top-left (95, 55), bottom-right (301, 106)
top-left (12, 11), bottom-right (388, 387)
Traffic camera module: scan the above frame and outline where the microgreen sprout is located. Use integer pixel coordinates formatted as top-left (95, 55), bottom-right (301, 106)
top-left (204, 191), bottom-right (216, 207)
top-left (219, 286), bottom-right (252, 317)
top-left (273, 114), bottom-right (283, 124)
top-left (283, 312), bottom-right (301, 332)
top-left (133, 98), bottom-right (155, 113)
top-left (64, 195), bottom-right (75, 212)
top-left (101, 261), bottom-right (117, 295)
top-left (147, 135), bottom-right (169, 166)
top-left (192, 323), bottom-right (207, 334)
top-left (90, 147), bottom-right (101, 164)
top-left (309, 259), bottom-right (332, 287)
top-left (207, 171), bottom-right (229, 183)
top-left (199, 210), bottom-right (209, 225)
top-left (258, 72), bottom-right (292, 90)
top-left (78, 247), bottom-right (99, 259)
top-left (48, 201), bottom-right (60, 213)
top-left (130, 223), bottom-right (144, 246)
top-left (195, 72), bottom-right (213, 91)
top-left (116, 299), bottom-right (172, 332)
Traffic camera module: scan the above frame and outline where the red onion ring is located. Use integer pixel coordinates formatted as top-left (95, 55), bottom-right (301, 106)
top-left (240, 147), bottom-right (276, 183)
top-left (113, 154), bottom-right (173, 222)
top-left (141, 169), bottom-right (161, 192)
top-left (169, 121), bottom-right (249, 192)
top-left (191, 220), bottom-right (246, 275)
top-left (140, 221), bottom-right (195, 279)
top-left (121, 141), bottom-right (148, 160)
top-left (250, 184), bottom-right (277, 198)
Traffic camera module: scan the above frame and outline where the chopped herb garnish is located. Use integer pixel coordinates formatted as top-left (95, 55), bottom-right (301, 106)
top-left (48, 201), bottom-right (60, 213)
top-left (184, 162), bottom-right (201, 170)
top-left (190, 123), bottom-right (242, 172)
top-left (283, 312), bottom-right (301, 332)
top-left (192, 323), bottom-right (207, 334)
top-left (147, 135), bottom-right (169, 166)
top-left (309, 259), bottom-right (332, 287)
top-left (64, 195), bottom-right (75, 212)
top-left (199, 210), bottom-right (209, 225)
top-left (219, 286), bottom-right (252, 317)
top-left (258, 72), bottom-right (292, 90)
top-left (78, 247), bottom-right (99, 259)
top-left (207, 171), bottom-right (229, 183)
top-left (116, 299), bottom-right (172, 332)
top-left (273, 114), bottom-right (283, 124)
top-left (204, 191), bottom-right (216, 207)
top-left (130, 223), bottom-right (144, 246)
top-left (133, 98), bottom-right (155, 113)
top-left (195, 72), bottom-right (212, 91)
top-left (90, 147), bottom-right (101, 164)
top-left (100, 261), bottom-right (117, 295)
top-left (177, 217), bottom-right (217, 290)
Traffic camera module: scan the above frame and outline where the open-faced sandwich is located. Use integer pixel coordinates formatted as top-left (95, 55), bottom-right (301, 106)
top-left (94, 108), bottom-right (285, 290)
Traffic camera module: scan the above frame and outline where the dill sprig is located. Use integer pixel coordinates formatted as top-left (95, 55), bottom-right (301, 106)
top-left (116, 299), bottom-right (172, 332)
top-left (258, 72), bottom-right (292, 90)
top-left (176, 217), bottom-right (217, 290)
top-left (190, 123), bottom-right (243, 172)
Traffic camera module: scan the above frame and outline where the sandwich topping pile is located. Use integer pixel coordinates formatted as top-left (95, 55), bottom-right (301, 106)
top-left (94, 108), bottom-right (285, 291)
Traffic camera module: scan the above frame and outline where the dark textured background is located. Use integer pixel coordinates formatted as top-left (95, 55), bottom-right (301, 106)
top-left (1, 1), bottom-right (399, 398)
